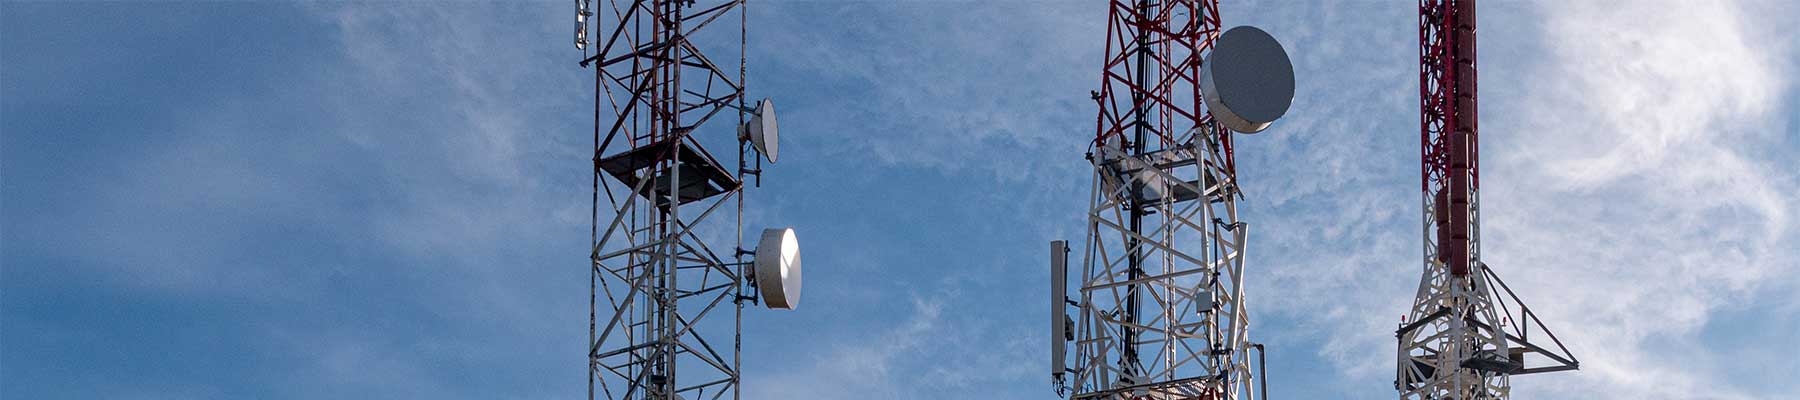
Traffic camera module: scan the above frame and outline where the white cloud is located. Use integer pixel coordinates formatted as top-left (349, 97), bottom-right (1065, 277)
top-left (1489, 1), bottom-right (1796, 398)
top-left (1208, 1), bottom-right (1798, 399)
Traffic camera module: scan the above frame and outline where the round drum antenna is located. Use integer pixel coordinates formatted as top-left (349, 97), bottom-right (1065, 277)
top-left (1200, 26), bottom-right (1296, 133)
top-left (753, 227), bottom-right (802, 309)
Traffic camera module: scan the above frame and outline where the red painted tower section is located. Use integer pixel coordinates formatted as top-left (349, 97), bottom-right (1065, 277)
top-left (1092, 0), bottom-right (1230, 173)
top-left (1421, 0), bottom-right (1478, 276)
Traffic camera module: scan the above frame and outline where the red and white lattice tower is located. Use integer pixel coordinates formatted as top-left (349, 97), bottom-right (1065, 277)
top-left (1051, 1), bottom-right (1295, 399)
top-left (1395, 0), bottom-right (1578, 398)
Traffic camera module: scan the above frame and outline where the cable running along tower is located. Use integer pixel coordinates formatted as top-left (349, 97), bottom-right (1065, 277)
top-left (1395, 0), bottom-right (1578, 398)
top-left (1051, 1), bottom-right (1294, 399)
top-left (574, 1), bottom-right (803, 399)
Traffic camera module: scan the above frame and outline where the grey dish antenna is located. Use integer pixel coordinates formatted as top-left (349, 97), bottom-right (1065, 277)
top-left (740, 98), bottom-right (780, 163)
top-left (754, 227), bottom-right (802, 309)
top-left (1200, 26), bottom-right (1296, 133)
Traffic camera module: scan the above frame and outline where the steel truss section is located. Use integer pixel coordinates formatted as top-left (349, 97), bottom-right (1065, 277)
top-left (1396, 1), bottom-right (1576, 398)
top-left (1395, 255), bottom-right (1581, 399)
top-left (1064, 1), bottom-right (1261, 399)
top-left (1091, 0), bottom-right (1226, 157)
top-left (1069, 142), bottom-right (1256, 400)
top-left (582, 1), bottom-right (756, 400)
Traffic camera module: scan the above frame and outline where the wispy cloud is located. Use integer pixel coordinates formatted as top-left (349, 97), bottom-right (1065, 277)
top-left (1492, 1), bottom-right (1797, 397)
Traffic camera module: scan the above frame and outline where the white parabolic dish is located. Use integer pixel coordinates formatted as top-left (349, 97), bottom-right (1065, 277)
top-left (754, 227), bottom-right (802, 310)
top-left (743, 98), bottom-right (779, 163)
top-left (1200, 26), bottom-right (1295, 134)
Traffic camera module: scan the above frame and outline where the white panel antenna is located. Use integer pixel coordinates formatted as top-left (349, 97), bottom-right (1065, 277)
top-left (1050, 240), bottom-right (1069, 380)
top-left (573, 0), bottom-right (590, 50)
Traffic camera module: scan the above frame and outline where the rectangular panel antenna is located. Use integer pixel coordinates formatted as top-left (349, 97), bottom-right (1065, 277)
top-left (1050, 240), bottom-right (1068, 379)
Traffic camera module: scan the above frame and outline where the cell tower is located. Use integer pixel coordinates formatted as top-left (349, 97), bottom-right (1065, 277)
top-left (1050, 1), bottom-right (1295, 399)
top-left (1395, 0), bottom-right (1578, 398)
top-left (573, 1), bottom-right (803, 399)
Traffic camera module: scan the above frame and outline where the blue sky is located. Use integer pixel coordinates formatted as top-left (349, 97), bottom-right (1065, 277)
top-left (4, 1), bottom-right (1798, 399)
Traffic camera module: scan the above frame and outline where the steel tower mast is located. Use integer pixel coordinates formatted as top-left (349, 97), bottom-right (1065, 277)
top-left (1052, 1), bottom-right (1295, 399)
top-left (1396, 0), bottom-right (1578, 398)
top-left (574, 1), bottom-right (797, 399)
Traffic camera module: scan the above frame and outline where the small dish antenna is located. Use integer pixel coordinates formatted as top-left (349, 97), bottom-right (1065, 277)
top-left (1200, 26), bottom-right (1296, 133)
top-left (739, 98), bottom-right (780, 163)
top-left (754, 227), bottom-right (802, 309)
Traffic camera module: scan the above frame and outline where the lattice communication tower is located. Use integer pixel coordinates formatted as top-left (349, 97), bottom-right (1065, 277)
top-left (1051, 1), bottom-right (1296, 399)
top-left (1395, 0), bottom-right (1578, 398)
top-left (574, 1), bottom-right (804, 399)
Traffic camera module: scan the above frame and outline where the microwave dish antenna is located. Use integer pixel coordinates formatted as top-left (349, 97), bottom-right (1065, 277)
top-left (754, 227), bottom-right (803, 310)
top-left (1200, 25), bottom-right (1296, 134)
top-left (740, 98), bottom-right (780, 163)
